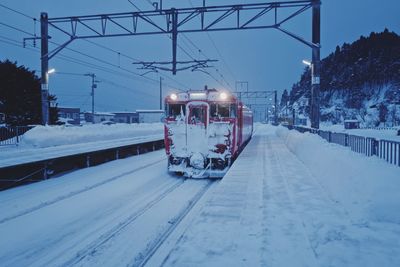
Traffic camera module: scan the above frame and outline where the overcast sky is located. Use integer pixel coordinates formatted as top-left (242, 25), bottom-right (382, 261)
top-left (1, 0), bottom-right (399, 113)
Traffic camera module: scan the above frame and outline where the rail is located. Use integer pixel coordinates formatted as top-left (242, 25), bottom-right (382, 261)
top-left (0, 138), bottom-right (165, 191)
top-left (285, 125), bottom-right (400, 167)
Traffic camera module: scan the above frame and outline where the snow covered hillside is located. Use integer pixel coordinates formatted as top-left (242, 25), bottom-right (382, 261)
top-left (286, 30), bottom-right (400, 126)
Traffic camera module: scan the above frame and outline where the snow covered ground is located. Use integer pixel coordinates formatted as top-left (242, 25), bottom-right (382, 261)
top-left (19, 123), bottom-right (164, 148)
top-left (0, 124), bottom-right (399, 266)
top-left (0, 150), bottom-right (216, 266)
top-left (0, 123), bottom-right (164, 167)
top-left (156, 124), bottom-right (400, 266)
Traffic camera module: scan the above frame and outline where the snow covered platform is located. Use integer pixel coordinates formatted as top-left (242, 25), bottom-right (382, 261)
top-left (0, 123), bottom-right (164, 168)
top-left (0, 134), bottom-right (163, 168)
top-left (158, 124), bottom-right (400, 267)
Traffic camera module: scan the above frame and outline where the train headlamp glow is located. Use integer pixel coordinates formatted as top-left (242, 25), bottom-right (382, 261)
top-left (219, 92), bottom-right (228, 100)
top-left (170, 93), bottom-right (178, 101)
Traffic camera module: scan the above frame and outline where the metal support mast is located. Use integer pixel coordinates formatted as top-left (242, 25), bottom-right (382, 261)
top-left (159, 77), bottom-right (163, 110)
top-left (171, 9), bottom-right (178, 75)
top-left (84, 73), bottom-right (97, 124)
top-left (311, 0), bottom-right (321, 129)
top-left (36, 1), bottom-right (321, 126)
top-left (40, 12), bottom-right (49, 125)
top-left (274, 90), bottom-right (278, 125)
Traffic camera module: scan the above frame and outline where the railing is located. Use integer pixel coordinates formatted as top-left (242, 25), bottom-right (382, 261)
top-left (0, 126), bottom-right (34, 145)
top-left (285, 125), bottom-right (400, 167)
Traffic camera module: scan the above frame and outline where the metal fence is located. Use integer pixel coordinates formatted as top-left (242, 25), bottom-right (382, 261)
top-left (286, 125), bottom-right (400, 167)
top-left (0, 126), bottom-right (34, 146)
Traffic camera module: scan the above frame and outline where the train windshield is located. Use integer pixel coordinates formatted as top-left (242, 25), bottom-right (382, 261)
top-left (210, 103), bottom-right (236, 118)
top-left (167, 104), bottom-right (186, 119)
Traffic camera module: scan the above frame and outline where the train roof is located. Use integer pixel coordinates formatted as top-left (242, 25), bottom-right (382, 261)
top-left (165, 89), bottom-right (238, 103)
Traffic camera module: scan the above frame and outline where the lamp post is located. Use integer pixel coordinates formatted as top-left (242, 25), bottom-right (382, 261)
top-left (42, 68), bottom-right (55, 125)
top-left (160, 77), bottom-right (163, 110)
top-left (302, 59), bottom-right (320, 128)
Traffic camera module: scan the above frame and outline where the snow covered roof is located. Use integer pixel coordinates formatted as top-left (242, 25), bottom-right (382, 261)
top-left (136, 110), bottom-right (164, 113)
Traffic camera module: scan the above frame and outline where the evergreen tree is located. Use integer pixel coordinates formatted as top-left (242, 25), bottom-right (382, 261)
top-left (379, 104), bottom-right (388, 124)
top-left (0, 60), bottom-right (59, 126)
top-left (280, 89), bottom-right (289, 108)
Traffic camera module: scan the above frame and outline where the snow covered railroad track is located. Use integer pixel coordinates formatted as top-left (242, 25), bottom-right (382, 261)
top-left (0, 151), bottom-right (217, 267)
top-left (0, 158), bottom-right (165, 225)
top-left (66, 178), bottom-right (215, 267)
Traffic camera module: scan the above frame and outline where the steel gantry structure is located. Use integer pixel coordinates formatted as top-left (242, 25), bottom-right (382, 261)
top-left (37, 0), bottom-right (321, 127)
top-left (236, 91), bottom-right (278, 124)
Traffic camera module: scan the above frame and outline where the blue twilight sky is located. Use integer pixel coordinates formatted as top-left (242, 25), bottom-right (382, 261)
top-left (0, 0), bottom-right (399, 113)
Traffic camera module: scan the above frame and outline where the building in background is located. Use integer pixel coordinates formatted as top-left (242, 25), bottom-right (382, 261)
top-left (84, 112), bottom-right (115, 124)
top-left (113, 112), bottom-right (139, 123)
top-left (137, 110), bottom-right (164, 123)
top-left (58, 107), bottom-right (80, 125)
top-left (344, 119), bottom-right (360, 129)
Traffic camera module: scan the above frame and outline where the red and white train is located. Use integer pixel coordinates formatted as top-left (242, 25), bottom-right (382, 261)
top-left (164, 88), bottom-right (253, 178)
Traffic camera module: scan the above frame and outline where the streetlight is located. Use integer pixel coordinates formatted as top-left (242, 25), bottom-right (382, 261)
top-left (302, 59), bottom-right (320, 128)
top-left (44, 68), bottom-right (56, 125)
top-left (47, 68), bottom-right (55, 74)
top-left (302, 59), bottom-right (311, 66)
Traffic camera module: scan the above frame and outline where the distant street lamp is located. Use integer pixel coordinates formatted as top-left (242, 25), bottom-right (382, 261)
top-left (47, 68), bottom-right (55, 74)
top-left (44, 68), bottom-right (56, 125)
top-left (302, 59), bottom-right (320, 128)
top-left (302, 59), bottom-right (311, 66)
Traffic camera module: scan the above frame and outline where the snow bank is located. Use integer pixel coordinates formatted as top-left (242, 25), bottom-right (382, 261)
top-left (20, 123), bottom-right (164, 148)
top-left (320, 123), bottom-right (400, 141)
top-left (276, 126), bottom-right (400, 224)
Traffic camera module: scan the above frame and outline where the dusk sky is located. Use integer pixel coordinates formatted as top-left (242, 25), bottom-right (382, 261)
top-left (1, 0), bottom-right (399, 113)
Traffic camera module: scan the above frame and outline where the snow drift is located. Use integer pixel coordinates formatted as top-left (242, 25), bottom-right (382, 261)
top-left (276, 126), bottom-right (400, 224)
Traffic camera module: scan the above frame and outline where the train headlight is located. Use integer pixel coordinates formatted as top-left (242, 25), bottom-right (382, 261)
top-left (170, 93), bottom-right (178, 101)
top-left (220, 92), bottom-right (228, 100)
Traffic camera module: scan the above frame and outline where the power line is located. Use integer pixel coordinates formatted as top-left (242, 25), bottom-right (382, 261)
top-left (0, 21), bottom-right (34, 36)
top-left (82, 39), bottom-right (141, 63)
top-left (0, 7), bottom-right (189, 92)
top-left (0, 14), bottom-right (182, 89)
top-left (0, 3), bottom-right (36, 20)
top-left (187, 0), bottom-right (237, 85)
top-left (138, 0), bottom-right (233, 90)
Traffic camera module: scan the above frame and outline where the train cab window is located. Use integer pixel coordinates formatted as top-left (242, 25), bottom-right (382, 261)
top-left (189, 106), bottom-right (206, 124)
top-left (210, 104), bottom-right (236, 118)
top-left (167, 104), bottom-right (186, 119)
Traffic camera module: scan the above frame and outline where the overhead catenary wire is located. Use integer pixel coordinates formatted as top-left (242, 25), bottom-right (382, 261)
top-left (0, 5), bottom-right (187, 90)
top-left (0, 3), bottom-right (36, 20)
top-left (0, 3), bottom-right (191, 95)
top-left (187, 0), bottom-right (237, 88)
top-left (0, 34), bottom-right (182, 99)
top-left (1, 18), bottom-right (189, 92)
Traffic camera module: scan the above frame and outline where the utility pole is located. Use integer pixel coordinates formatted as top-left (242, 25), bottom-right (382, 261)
top-left (159, 77), bottom-right (163, 110)
top-left (311, 0), bottom-right (321, 129)
top-left (85, 73), bottom-right (97, 124)
top-left (274, 90), bottom-right (278, 125)
top-left (40, 12), bottom-right (49, 125)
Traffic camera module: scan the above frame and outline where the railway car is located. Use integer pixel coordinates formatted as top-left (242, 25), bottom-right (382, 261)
top-left (164, 88), bottom-right (253, 178)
